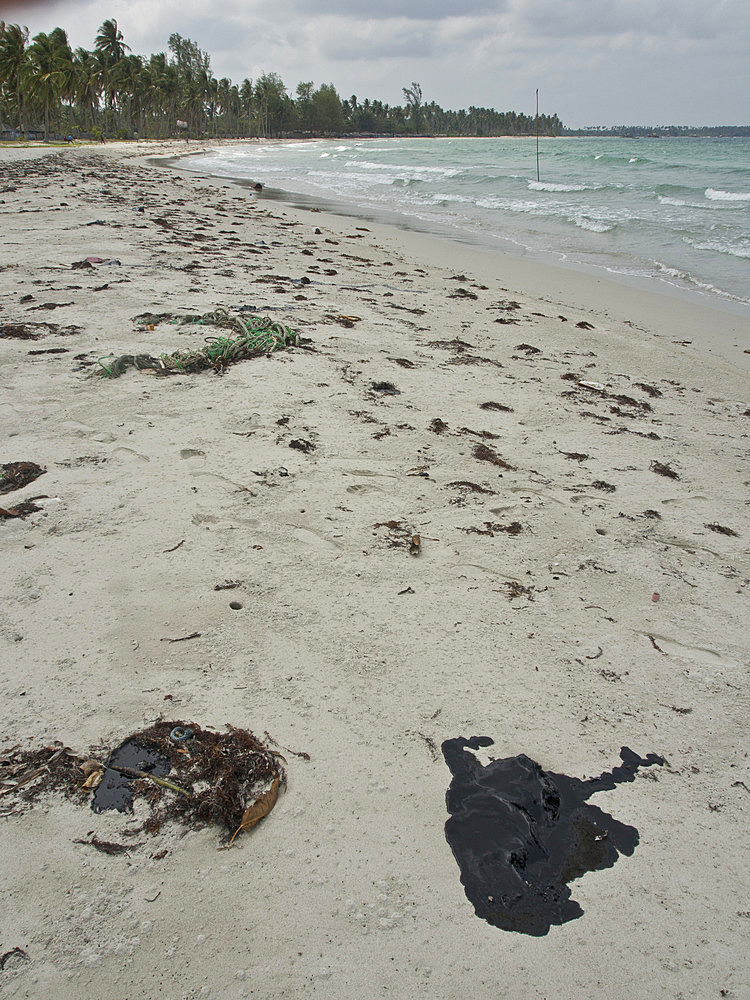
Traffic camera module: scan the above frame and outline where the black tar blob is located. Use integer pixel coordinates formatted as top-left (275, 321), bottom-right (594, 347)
top-left (442, 737), bottom-right (664, 936)
top-left (91, 739), bottom-right (170, 813)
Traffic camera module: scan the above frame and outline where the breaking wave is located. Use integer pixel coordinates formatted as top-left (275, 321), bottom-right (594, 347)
top-left (705, 188), bottom-right (750, 201)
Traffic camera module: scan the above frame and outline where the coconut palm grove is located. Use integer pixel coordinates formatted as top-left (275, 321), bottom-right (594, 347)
top-left (0, 19), bottom-right (563, 141)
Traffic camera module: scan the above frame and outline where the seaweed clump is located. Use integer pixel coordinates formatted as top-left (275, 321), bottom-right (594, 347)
top-left (1, 721), bottom-right (286, 845)
top-left (472, 443), bottom-right (516, 471)
top-left (0, 462), bottom-right (46, 494)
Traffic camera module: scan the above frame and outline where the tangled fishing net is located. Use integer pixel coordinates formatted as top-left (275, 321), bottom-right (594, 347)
top-left (96, 310), bottom-right (300, 378)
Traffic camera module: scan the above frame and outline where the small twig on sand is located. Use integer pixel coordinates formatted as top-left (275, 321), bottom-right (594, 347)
top-left (161, 632), bottom-right (201, 643)
top-left (647, 634), bottom-right (666, 654)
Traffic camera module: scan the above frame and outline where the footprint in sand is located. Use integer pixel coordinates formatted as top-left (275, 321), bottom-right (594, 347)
top-left (342, 468), bottom-right (398, 478)
top-left (508, 485), bottom-right (566, 506)
top-left (59, 420), bottom-right (116, 443)
top-left (450, 563), bottom-right (516, 581)
top-left (642, 632), bottom-right (727, 665)
top-left (660, 495), bottom-right (710, 505)
top-left (292, 526), bottom-right (341, 550)
top-left (110, 446), bottom-right (150, 463)
top-left (346, 483), bottom-right (383, 494)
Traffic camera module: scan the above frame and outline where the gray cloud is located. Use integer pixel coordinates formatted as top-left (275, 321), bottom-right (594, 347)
top-left (1, 0), bottom-right (747, 125)
top-left (281, 0), bottom-right (504, 20)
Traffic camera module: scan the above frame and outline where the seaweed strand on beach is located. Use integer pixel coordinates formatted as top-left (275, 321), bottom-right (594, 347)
top-left (96, 311), bottom-right (300, 378)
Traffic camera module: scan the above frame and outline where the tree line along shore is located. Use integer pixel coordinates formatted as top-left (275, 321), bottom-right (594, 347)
top-left (0, 18), bottom-right (563, 143)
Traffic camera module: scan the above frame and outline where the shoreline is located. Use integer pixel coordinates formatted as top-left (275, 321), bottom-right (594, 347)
top-left (1, 141), bottom-right (748, 1000)
top-left (157, 137), bottom-right (750, 340)
top-left (153, 142), bottom-right (750, 368)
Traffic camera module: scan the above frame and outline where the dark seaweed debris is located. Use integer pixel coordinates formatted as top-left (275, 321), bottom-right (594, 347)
top-left (705, 522), bottom-right (739, 537)
top-left (442, 737), bottom-right (664, 936)
top-left (479, 401), bottom-right (514, 413)
top-left (651, 460), bottom-right (679, 479)
top-left (117, 721), bottom-right (286, 837)
top-left (472, 443), bottom-right (516, 471)
top-left (371, 381), bottom-right (400, 395)
top-left (0, 496), bottom-right (46, 519)
top-left (0, 462), bottom-right (46, 495)
top-left (2, 722), bottom-right (286, 843)
top-left (446, 480), bottom-right (496, 495)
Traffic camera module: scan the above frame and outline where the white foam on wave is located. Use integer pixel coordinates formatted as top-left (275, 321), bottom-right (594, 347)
top-left (683, 235), bottom-right (750, 259)
top-left (345, 159), bottom-right (458, 177)
top-left (430, 192), bottom-right (474, 205)
top-left (652, 261), bottom-right (749, 303)
top-left (705, 188), bottom-right (750, 201)
top-left (574, 217), bottom-right (613, 233)
top-left (657, 195), bottom-right (699, 208)
top-left (528, 180), bottom-right (591, 192)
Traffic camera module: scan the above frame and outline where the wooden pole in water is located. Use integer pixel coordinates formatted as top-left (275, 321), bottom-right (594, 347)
top-left (536, 88), bottom-right (540, 182)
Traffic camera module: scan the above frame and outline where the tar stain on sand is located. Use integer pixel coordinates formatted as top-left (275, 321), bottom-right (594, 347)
top-left (442, 736), bottom-right (664, 936)
top-left (92, 739), bottom-right (170, 813)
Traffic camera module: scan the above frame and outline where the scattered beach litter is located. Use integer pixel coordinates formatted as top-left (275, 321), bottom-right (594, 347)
top-left (96, 310), bottom-right (300, 378)
top-left (1, 722), bottom-right (287, 846)
top-left (442, 736), bottom-right (665, 936)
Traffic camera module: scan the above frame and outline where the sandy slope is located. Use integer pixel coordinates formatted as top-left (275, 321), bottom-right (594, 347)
top-left (1, 141), bottom-right (748, 1000)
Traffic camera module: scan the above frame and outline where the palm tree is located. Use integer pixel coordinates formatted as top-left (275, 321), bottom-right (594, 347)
top-left (94, 18), bottom-right (128, 64)
top-left (25, 28), bottom-right (72, 139)
top-left (73, 46), bottom-right (101, 133)
top-left (0, 23), bottom-right (30, 133)
top-left (240, 78), bottom-right (253, 136)
top-left (111, 53), bottom-right (142, 134)
top-left (94, 18), bottom-right (129, 131)
top-left (402, 82), bottom-right (423, 133)
top-left (183, 70), bottom-right (208, 134)
top-left (158, 62), bottom-right (180, 135)
top-left (0, 21), bottom-right (4, 132)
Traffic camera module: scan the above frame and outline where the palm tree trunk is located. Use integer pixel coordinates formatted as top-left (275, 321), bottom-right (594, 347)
top-left (16, 86), bottom-right (27, 133)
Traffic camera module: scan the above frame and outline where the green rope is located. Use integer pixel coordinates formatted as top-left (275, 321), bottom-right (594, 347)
top-left (96, 312), bottom-right (300, 378)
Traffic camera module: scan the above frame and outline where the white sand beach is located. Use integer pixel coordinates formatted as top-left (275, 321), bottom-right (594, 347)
top-left (1, 140), bottom-right (748, 1000)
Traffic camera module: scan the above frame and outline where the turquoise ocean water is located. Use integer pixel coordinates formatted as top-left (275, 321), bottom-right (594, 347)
top-left (181, 137), bottom-right (750, 314)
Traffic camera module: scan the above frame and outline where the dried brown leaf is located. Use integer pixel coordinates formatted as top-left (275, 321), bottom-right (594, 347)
top-left (229, 775), bottom-right (280, 845)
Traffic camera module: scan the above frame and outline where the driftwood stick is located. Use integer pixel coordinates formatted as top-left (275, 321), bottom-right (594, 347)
top-left (106, 764), bottom-right (192, 798)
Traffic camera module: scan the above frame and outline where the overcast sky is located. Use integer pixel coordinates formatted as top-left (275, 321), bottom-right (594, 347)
top-left (2, 0), bottom-right (748, 127)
